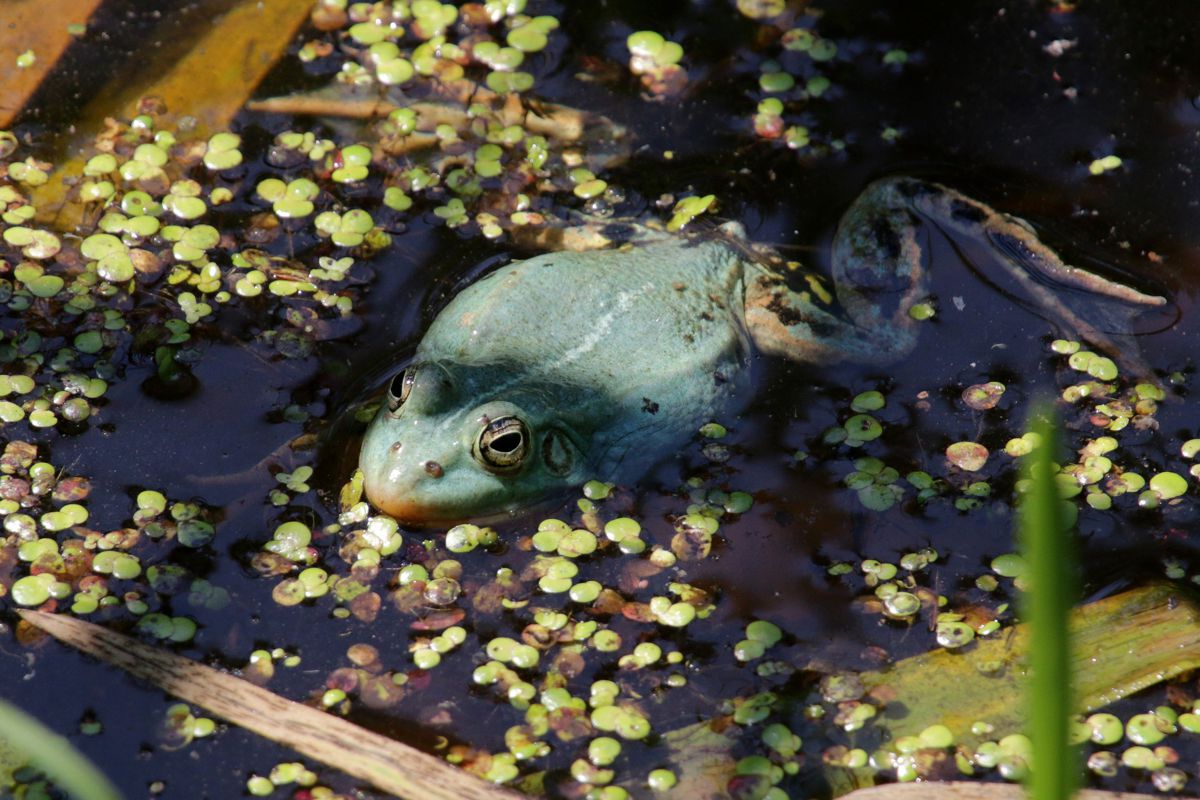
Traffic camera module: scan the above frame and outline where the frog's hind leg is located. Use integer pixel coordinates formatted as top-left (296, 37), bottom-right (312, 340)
top-left (744, 270), bottom-right (919, 365)
top-left (748, 177), bottom-right (1167, 369)
top-left (833, 177), bottom-right (1167, 374)
top-left (745, 179), bottom-right (932, 366)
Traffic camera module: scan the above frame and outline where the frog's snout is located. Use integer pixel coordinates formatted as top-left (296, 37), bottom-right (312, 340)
top-left (360, 393), bottom-right (543, 525)
top-left (360, 433), bottom-right (463, 524)
top-left (361, 461), bottom-right (439, 524)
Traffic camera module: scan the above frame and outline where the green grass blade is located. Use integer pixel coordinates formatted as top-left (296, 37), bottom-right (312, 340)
top-left (1021, 404), bottom-right (1077, 800)
top-left (0, 697), bottom-right (122, 800)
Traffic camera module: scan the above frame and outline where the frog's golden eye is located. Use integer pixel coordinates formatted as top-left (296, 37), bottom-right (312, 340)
top-left (475, 416), bottom-right (528, 473)
top-left (386, 367), bottom-right (415, 413)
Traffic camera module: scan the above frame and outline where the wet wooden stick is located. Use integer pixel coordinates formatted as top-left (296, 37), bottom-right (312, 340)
top-left (17, 610), bottom-right (523, 800)
top-left (33, 0), bottom-right (313, 228)
top-left (0, 0), bottom-right (104, 128)
top-left (248, 87), bottom-right (602, 142)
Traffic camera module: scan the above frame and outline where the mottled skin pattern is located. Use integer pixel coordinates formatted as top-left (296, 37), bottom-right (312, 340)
top-left (360, 178), bottom-right (1166, 524)
top-left (358, 235), bottom-right (757, 523)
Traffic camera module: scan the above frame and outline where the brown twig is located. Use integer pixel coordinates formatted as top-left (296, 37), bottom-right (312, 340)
top-left (32, 0), bottom-right (314, 229)
top-left (247, 91), bottom-right (602, 143)
top-left (18, 610), bottom-right (524, 800)
top-left (0, 0), bottom-right (104, 128)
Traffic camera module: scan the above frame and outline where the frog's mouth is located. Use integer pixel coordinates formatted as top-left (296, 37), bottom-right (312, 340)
top-left (366, 493), bottom-right (558, 528)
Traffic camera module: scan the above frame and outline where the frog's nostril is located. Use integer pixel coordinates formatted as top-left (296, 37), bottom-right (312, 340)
top-left (389, 441), bottom-right (403, 455)
top-left (423, 460), bottom-right (444, 478)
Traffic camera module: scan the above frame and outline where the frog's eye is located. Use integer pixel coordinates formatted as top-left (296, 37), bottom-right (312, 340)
top-left (386, 367), bottom-right (415, 413)
top-left (474, 416), bottom-right (528, 473)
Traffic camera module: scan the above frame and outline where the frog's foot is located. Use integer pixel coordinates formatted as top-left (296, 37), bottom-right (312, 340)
top-left (831, 177), bottom-right (1167, 374)
top-left (745, 179), bottom-right (930, 365)
top-left (744, 272), bottom-right (914, 364)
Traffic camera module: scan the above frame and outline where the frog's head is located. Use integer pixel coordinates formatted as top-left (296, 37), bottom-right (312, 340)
top-left (359, 361), bottom-right (588, 525)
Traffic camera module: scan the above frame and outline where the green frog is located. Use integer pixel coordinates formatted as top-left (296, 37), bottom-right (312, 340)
top-left (359, 178), bottom-right (1165, 524)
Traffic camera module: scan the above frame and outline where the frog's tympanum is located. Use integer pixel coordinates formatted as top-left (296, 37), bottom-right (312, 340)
top-left (360, 178), bottom-right (1165, 524)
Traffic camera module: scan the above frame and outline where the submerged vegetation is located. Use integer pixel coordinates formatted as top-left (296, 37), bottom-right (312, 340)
top-left (0, 0), bottom-right (1197, 798)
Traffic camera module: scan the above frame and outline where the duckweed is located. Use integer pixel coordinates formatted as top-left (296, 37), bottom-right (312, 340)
top-left (18, 538), bottom-right (57, 561)
top-left (861, 560), bottom-right (898, 583)
top-left (1088, 154), bottom-right (1123, 175)
top-left (507, 16), bottom-right (557, 53)
top-left (962, 381), bottom-right (1005, 411)
top-left (626, 31), bottom-right (686, 96)
top-left (0, 10), bottom-right (1192, 796)
top-left (734, 620), bottom-right (782, 662)
top-left (621, 642), bottom-right (662, 669)
top-left (647, 597), bottom-right (694, 628)
top-left (882, 591), bottom-right (921, 618)
top-left (603, 517), bottom-right (640, 541)
top-left (1121, 745), bottom-right (1163, 770)
top-left (92, 551), bottom-right (142, 580)
top-left (558, 528), bottom-right (597, 558)
top-left (935, 619), bottom-right (975, 648)
top-left (737, 0), bottom-right (786, 18)
top-left (1148, 471), bottom-right (1188, 501)
top-left (850, 390), bottom-right (885, 412)
top-left (423, 576), bottom-right (460, 605)
top-left (263, 521), bottom-right (314, 562)
top-left (759, 67), bottom-right (795, 94)
top-left (724, 491), bottom-right (754, 514)
top-left (1075, 713), bottom-right (1119, 746)
top-left (11, 573), bottom-right (68, 606)
top-left (412, 625), bottom-right (467, 669)
top-left (635, 767), bottom-right (676, 794)
top-left (591, 629), bottom-right (622, 652)
top-left (754, 98), bottom-right (785, 139)
top-left (162, 704), bottom-right (217, 748)
top-left (667, 195), bottom-right (716, 232)
top-left (843, 414), bottom-right (883, 443)
top-left (579, 480), bottom-right (612, 500)
top-left (946, 441), bottom-right (989, 472)
top-left (136, 613), bottom-right (197, 642)
top-left (845, 457), bottom-right (902, 511)
top-left (1126, 712), bottom-right (1174, 745)
top-left (568, 580), bottom-right (602, 603)
top-left (486, 637), bottom-right (540, 669)
top-left (256, 177), bottom-right (319, 218)
top-left (990, 553), bottom-right (1028, 579)
top-left (270, 762), bottom-right (318, 788)
top-left (908, 300), bottom-right (936, 320)
top-left (591, 705), bottom-right (651, 740)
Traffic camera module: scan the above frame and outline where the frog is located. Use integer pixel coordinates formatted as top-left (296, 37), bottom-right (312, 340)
top-left (358, 177), bottom-right (1166, 525)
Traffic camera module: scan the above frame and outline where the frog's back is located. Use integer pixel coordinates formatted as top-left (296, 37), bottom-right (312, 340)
top-left (422, 238), bottom-right (750, 379)
top-left (419, 237), bottom-right (755, 473)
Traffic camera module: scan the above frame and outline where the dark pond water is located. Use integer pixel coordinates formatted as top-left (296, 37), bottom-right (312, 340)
top-left (5, 1), bottom-right (1200, 797)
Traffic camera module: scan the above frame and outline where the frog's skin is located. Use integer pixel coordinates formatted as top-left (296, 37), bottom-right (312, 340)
top-left (359, 178), bottom-right (1165, 524)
